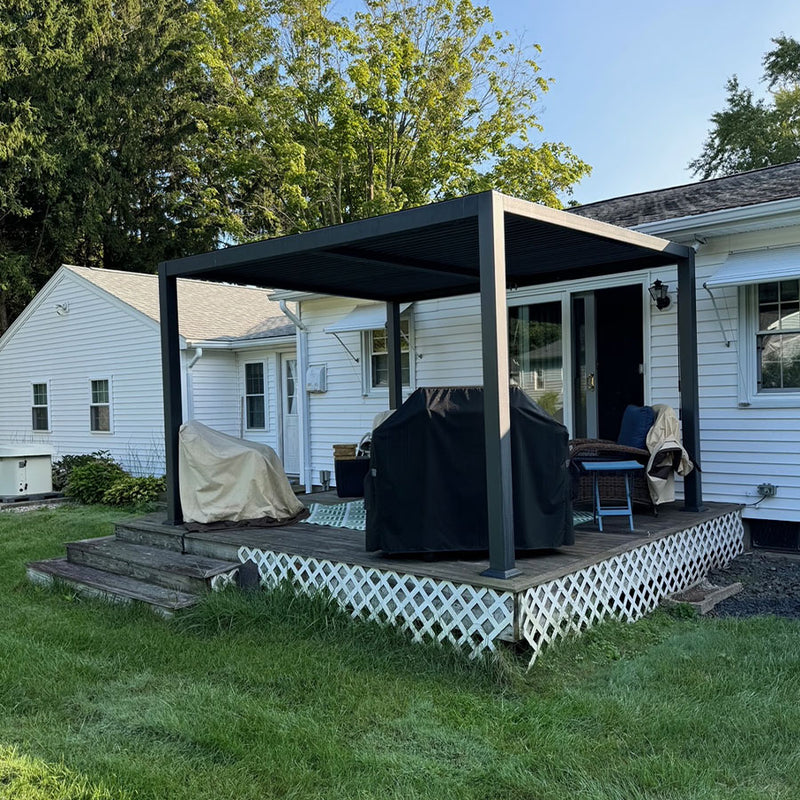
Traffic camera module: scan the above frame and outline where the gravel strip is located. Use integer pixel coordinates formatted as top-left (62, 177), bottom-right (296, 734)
top-left (706, 550), bottom-right (800, 619)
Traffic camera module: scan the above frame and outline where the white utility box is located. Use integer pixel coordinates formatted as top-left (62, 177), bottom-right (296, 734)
top-left (0, 445), bottom-right (53, 497)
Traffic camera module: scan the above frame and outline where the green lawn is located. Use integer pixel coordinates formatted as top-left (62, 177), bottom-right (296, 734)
top-left (1, 505), bottom-right (799, 800)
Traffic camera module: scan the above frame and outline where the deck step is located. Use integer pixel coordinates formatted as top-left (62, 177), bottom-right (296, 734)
top-left (66, 537), bottom-right (240, 594)
top-left (115, 519), bottom-right (185, 552)
top-left (26, 557), bottom-right (200, 617)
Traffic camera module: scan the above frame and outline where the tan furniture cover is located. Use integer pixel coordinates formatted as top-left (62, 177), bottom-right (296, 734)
top-left (178, 420), bottom-right (306, 524)
top-left (645, 404), bottom-right (694, 505)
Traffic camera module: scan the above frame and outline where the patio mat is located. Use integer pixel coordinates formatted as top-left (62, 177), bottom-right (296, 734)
top-left (304, 499), bottom-right (367, 531)
top-left (305, 499), bottom-right (594, 532)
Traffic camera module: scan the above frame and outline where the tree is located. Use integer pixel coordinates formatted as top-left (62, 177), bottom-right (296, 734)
top-left (0, 0), bottom-right (268, 332)
top-left (244, 0), bottom-right (590, 235)
top-left (0, 0), bottom-right (589, 333)
top-left (690, 35), bottom-right (800, 179)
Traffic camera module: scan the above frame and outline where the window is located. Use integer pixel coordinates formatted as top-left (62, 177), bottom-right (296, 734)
top-left (90, 379), bottom-right (111, 432)
top-left (245, 362), bottom-right (266, 429)
top-left (367, 319), bottom-right (410, 389)
top-left (31, 383), bottom-right (49, 431)
top-left (756, 280), bottom-right (800, 392)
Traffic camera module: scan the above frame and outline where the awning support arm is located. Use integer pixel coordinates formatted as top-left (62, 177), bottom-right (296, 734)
top-left (329, 332), bottom-right (360, 363)
top-left (702, 283), bottom-right (732, 347)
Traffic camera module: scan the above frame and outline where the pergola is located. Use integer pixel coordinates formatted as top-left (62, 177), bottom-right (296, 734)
top-left (159, 190), bottom-right (702, 579)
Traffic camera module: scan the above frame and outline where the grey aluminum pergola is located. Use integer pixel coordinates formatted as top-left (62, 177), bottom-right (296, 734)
top-left (159, 190), bottom-right (702, 579)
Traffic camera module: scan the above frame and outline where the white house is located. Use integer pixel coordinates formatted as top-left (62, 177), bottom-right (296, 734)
top-left (0, 265), bottom-right (298, 476)
top-left (272, 162), bottom-right (800, 546)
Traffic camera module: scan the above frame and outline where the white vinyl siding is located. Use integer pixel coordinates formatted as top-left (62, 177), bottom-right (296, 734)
top-left (0, 271), bottom-right (166, 475)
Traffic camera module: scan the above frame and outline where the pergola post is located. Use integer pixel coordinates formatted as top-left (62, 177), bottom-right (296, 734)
top-left (159, 264), bottom-right (183, 525)
top-left (478, 193), bottom-right (519, 579)
top-left (677, 250), bottom-right (705, 511)
top-left (386, 301), bottom-right (403, 410)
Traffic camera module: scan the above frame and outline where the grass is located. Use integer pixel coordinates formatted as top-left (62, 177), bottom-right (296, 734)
top-left (1, 505), bottom-right (800, 799)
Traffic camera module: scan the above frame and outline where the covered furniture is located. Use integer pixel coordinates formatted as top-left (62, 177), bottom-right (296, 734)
top-left (570, 404), bottom-right (693, 513)
top-left (364, 387), bottom-right (574, 555)
top-left (178, 420), bottom-right (307, 525)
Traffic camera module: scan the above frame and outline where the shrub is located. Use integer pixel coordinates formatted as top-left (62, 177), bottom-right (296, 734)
top-left (102, 475), bottom-right (166, 507)
top-left (65, 458), bottom-right (127, 504)
top-left (52, 451), bottom-right (117, 491)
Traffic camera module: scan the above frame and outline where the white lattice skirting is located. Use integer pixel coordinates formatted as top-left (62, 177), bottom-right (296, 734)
top-left (238, 509), bottom-right (743, 662)
top-left (519, 509), bottom-right (744, 664)
top-left (238, 545), bottom-right (514, 656)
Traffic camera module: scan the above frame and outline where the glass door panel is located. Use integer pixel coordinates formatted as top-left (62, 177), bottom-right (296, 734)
top-left (509, 301), bottom-right (564, 422)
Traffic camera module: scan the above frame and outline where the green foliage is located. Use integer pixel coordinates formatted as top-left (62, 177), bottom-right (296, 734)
top-left (0, 0), bottom-right (589, 334)
top-left (691, 35), bottom-right (800, 178)
top-left (52, 451), bottom-right (115, 491)
top-left (101, 475), bottom-right (165, 507)
top-left (65, 457), bottom-right (127, 505)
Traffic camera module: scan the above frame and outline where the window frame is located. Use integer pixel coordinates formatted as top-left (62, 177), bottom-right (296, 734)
top-left (89, 377), bottom-right (113, 433)
top-left (740, 281), bottom-right (800, 408)
top-left (31, 381), bottom-right (50, 432)
top-left (244, 360), bottom-right (267, 431)
top-left (362, 318), bottom-right (413, 395)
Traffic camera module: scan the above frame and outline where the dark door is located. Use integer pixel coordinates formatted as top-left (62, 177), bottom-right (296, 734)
top-left (573, 284), bottom-right (644, 440)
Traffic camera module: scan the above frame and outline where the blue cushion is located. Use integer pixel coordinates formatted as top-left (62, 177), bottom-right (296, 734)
top-left (616, 405), bottom-right (654, 449)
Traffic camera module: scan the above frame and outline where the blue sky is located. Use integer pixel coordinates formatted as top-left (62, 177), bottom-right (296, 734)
top-left (481, 0), bottom-right (800, 203)
top-left (336, 0), bottom-right (800, 204)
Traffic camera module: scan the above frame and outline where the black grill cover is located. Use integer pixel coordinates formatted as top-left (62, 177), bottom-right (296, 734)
top-left (364, 387), bottom-right (574, 555)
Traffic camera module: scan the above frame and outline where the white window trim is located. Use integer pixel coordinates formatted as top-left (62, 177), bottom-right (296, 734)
top-left (361, 318), bottom-right (415, 397)
top-left (31, 380), bottom-right (51, 433)
top-left (89, 376), bottom-right (113, 434)
top-left (739, 283), bottom-right (800, 408)
top-left (244, 360), bottom-right (268, 431)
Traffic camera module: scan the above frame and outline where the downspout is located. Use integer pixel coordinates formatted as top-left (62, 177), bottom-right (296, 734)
top-left (280, 301), bottom-right (313, 493)
top-left (185, 346), bottom-right (203, 420)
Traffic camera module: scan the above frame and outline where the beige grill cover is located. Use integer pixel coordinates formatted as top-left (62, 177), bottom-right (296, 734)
top-left (178, 420), bottom-right (305, 524)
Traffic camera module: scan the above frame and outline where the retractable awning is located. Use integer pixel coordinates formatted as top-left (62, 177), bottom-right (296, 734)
top-left (705, 245), bottom-right (800, 289)
top-left (323, 302), bottom-right (412, 334)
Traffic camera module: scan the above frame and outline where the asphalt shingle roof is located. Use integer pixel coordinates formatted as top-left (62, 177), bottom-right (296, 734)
top-left (571, 161), bottom-right (800, 228)
top-left (65, 265), bottom-right (294, 342)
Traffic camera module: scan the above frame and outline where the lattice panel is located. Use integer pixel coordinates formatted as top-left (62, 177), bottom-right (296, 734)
top-left (238, 546), bottom-right (514, 657)
top-left (519, 510), bottom-right (744, 665)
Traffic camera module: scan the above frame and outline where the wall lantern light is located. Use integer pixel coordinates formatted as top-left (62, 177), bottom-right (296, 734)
top-left (648, 280), bottom-right (671, 311)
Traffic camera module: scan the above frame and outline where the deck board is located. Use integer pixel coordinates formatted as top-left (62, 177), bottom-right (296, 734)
top-left (163, 497), bottom-right (742, 593)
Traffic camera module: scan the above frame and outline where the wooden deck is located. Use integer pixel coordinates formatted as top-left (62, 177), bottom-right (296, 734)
top-left (105, 495), bottom-right (745, 660)
top-left (137, 495), bottom-right (745, 594)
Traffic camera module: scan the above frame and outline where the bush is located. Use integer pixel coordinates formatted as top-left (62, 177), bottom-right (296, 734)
top-left (52, 451), bottom-right (117, 491)
top-left (102, 475), bottom-right (166, 507)
top-left (65, 458), bottom-right (127, 504)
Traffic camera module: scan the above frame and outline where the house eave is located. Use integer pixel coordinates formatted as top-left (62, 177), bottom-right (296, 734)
top-left (633, 196), bottom-right (800, 240)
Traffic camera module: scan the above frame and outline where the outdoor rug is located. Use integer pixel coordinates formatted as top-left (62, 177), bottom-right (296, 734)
top-left (304, 499), bottom-right (367, 531)
top-left (304, 499), bottom-right (594, 532)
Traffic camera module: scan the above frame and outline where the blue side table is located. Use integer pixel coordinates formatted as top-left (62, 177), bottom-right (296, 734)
top-left (578, 460), bottom-right (644, 532)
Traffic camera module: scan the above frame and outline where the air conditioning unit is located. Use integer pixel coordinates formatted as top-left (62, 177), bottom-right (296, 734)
top-left (0, 446), bottom-right (53, 499)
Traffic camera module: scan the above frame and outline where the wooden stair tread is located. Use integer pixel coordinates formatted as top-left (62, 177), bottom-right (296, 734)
top-left (67, 536), bottom-right (239, 579)
top-left (26, 557), bottom-right (199, 610)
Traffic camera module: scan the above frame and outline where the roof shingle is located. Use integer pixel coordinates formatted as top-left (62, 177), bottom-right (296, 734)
top-left (571, 162), bottom-right (800, 228)
top-left (65, 265), bottom-right (294, 342)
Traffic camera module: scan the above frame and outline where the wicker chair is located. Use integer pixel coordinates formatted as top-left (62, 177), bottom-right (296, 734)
top-left (569, 406), bottom-right (656, 516)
